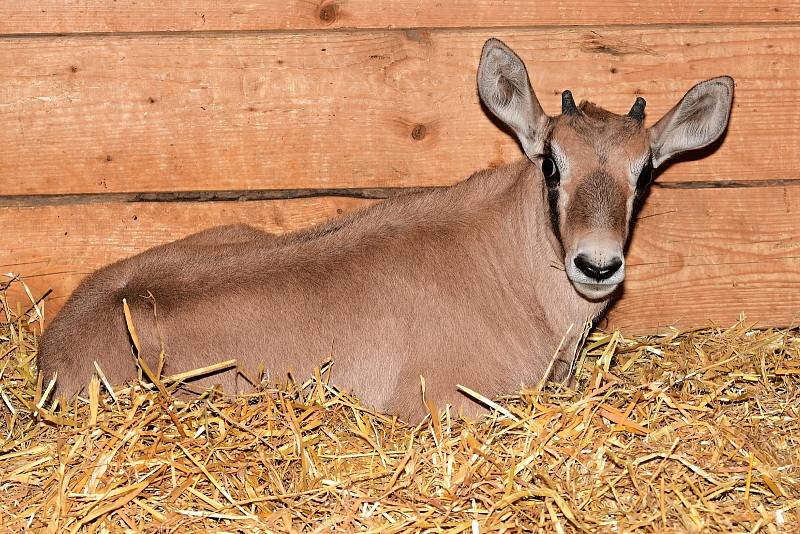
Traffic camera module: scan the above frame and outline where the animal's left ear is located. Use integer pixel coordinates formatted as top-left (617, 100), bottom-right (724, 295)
top-left (648, 76), bottom-right (734, 168)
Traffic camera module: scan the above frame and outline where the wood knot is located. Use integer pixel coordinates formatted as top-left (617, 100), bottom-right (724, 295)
top-left (318, 2), bottom-right (338, 24)
top-left (411, 124), bottom-right (427, 141)
top-left (403, 29), bottom-right (432, 46)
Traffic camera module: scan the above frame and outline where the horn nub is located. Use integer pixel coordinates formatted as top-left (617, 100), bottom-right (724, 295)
top-left (561, 90), bottom-right (578, 115)
top-left (628, 96), bottom-right (646, 122)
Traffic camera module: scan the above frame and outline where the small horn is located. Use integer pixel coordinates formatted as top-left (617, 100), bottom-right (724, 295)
top-left (628, 96), bottom-right (646, 122)
top-left (561, 90), bottom-right (578, 115)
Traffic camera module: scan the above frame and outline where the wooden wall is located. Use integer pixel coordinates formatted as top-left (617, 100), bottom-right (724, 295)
top-left (1, 2), bottom-right (799, 333)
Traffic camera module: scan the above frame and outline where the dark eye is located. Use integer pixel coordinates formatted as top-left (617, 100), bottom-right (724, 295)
top-left (542, 156), bottom-right (560, 188)
top-left (636, 160), bottom-right (654, 190)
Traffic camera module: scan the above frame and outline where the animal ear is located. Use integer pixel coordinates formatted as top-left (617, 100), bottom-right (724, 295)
top-left (648, 76), bottom-right (734, 168)
top-left (477, 38), bottom-right (549, 159)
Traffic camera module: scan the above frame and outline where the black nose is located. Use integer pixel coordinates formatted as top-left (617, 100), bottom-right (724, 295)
top-left (573, 255), bottom-right (623, 281)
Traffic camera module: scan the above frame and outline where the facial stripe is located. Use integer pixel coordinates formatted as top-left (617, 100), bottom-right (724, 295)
top-left (629, 159), bottom-right (654, 234)
top-left (547, 185), bottom-right (564, 254)
top-left (635, 160), bottom-right (654, 192)
top-left (543, 140), bottom-right (565, 253)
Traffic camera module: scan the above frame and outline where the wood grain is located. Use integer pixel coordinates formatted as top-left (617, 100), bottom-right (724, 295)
top-left (0, 1), bottom-right (797, 34)
top-left (605, 184), bottom-right (800, 331)
top-left (2, 185), bottom-right (798, 334)
top-left (1, 26), bottom-right (798, 196)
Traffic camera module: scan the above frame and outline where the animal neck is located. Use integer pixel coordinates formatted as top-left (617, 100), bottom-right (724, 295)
top-left (491, 159), bottom-right (610, 335)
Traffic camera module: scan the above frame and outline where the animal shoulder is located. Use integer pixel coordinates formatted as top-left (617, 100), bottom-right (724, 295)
top-left (271, 162), bottom-right (528, 258)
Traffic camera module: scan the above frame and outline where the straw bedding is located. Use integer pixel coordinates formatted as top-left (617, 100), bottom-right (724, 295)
top-left (1, 276), bottom-right (798, 533)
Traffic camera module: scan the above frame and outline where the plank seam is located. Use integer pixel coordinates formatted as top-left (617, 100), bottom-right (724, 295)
top-left (654, 179), bottom-right (800, 190)
top-left (1, 21), bottom-right (800, 40)
top-left (2, 179), bottom-right (799, 207)
top-left (0, 187), bottom-right (436, 207)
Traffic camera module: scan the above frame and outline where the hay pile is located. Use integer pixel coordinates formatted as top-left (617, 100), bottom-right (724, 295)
top-left (1, 277), bottom-right (799, 533)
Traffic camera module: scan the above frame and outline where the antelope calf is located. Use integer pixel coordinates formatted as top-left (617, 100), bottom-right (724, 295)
top-left (38, 39), bottom-right (733, 422)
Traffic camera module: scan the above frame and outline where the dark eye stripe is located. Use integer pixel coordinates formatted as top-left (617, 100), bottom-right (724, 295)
top-left (636, 160), bottom-right (654, 190)
top-left (547, 183), bottom-right (564, 253)
top-left (540, 153), bottom-right (564, 253)
top-left (629, 159), bottom-right (655, 235)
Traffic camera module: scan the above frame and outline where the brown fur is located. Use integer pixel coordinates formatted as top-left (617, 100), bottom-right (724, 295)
top-left (38, 159), bottom-right (606, 422)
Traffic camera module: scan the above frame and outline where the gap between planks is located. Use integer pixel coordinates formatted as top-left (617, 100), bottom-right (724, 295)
top-left (2, 21), bottom-right (800, 40)
top-left (1, 179), bottom-right (799, 208)
top-left (0, 188), bottom-right (420, 207)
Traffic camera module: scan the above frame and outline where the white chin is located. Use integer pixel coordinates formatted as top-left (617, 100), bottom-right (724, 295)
top-left (572, 281), bottom-right (619, 300)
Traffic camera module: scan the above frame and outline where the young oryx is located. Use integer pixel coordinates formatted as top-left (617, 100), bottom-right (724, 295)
top-left (38, 39), bottom-right (733, 422)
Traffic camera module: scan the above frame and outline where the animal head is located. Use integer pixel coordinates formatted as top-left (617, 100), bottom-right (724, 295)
top-left (477, 38), bottom-right (734, 300)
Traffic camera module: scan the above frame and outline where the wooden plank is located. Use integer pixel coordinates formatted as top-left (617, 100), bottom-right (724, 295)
top-left (0, 26), bottom-right (798, 195)
top-left (0, 1), bottom-right (797, 34)
top-left (2, 185), bottom-right (798, 333)
top-left (605, 184), bottom-right (800, 331)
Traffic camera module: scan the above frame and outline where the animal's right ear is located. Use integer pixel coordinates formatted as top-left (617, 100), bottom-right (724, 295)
top-left (477, 38), bottom-right (549, 159)
top-left (648, 76), bottom-right (734, 168)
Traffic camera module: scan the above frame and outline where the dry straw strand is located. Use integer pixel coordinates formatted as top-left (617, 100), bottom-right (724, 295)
top-left (0, 277), bottom-right (798, 532)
